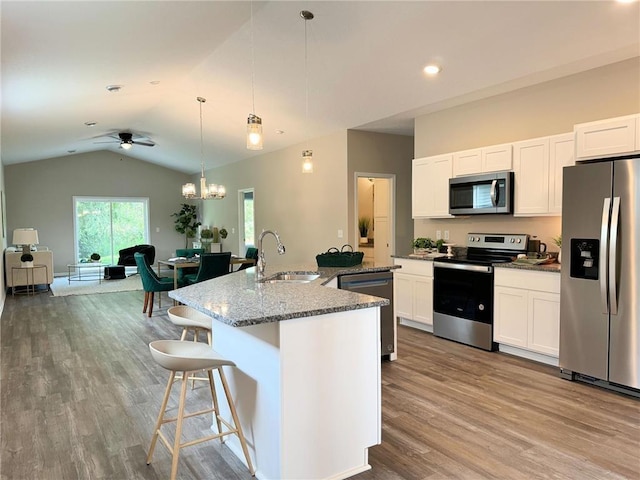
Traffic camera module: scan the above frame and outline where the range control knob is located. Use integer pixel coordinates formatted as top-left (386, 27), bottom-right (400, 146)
top-left (510, 238), bottom-right (515, 243)
top-left (516, 238), bottom-right (522, 243)
top-left (474, 236), bottom-right (480, 242)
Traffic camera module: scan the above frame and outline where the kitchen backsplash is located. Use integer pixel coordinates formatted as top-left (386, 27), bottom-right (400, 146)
top-left (413, 216), bottom-right (561, 252)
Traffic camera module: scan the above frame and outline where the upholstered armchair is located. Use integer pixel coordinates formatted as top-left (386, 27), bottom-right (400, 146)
top-left (118, 245), bottom-right (155, 266)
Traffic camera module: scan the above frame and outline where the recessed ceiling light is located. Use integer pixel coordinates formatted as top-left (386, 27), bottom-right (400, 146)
top-left (150, 80), bottom-right (160, 85)
top-left (616, 0), bottom-right (636, 3)
top-left (275, 129), bottom-right (285, 135)
top-left (84, 121), bottom-right (97, 127)
top-left (106, 85), bottom-right (123, 92)
top-left (423, 64), bottom-right (441, 75)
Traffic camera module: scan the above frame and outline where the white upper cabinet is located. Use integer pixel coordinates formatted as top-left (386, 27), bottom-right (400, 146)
top-left (452, 143), bottom-right (512, 176)
top-left (575, 114), bottom-right (639, 160)
top-left (513, 137), bottom-right (550, 216)
top-left (513, 133), bottom-right (573, 216)
top-left (481, 143), bottom-right (512, 173)
top-left (412, 154), bottom-right (453, 218)
top-left (452, 148), bottom-right (481, 176)
top-left (548, 133), bottom-right (575, 214)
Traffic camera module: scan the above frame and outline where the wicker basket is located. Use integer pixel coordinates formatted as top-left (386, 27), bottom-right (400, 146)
top-left (316, 244), bottom-right (364, 267)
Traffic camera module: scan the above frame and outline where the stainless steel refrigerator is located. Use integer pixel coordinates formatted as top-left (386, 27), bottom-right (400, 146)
top-left (560, 155), bottom-right (640, 395)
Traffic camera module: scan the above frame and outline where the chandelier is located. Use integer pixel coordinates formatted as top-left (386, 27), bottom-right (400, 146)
top-left (182, 97), bottom-right (226, 200)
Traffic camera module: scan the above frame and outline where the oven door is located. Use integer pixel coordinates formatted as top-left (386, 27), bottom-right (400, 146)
top-left (433, 263), bottom-right (493, 324)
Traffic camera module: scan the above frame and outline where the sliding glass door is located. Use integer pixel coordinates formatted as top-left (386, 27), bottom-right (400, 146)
top-left (73, 197), bottom-right (149, 264)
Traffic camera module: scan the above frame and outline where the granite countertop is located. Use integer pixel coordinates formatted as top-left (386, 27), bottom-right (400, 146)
top-left (169, 261), bottom-right (396, 328)
top-left (394, 252), bottom-right (561, 273)
top-left (494, 261), bottom-right (561, 273)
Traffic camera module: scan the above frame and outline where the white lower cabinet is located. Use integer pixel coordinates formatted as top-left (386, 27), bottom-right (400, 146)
top-left (494, 268), bottom-right (560, 362)
top-left (393, 259), bottom-right (433, 328)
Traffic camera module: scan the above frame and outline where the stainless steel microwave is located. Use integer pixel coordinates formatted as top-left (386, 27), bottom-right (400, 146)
top-left (449, 171), bottom-right (514, 215)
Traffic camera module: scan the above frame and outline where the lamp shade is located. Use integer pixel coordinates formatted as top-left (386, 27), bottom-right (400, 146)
top-left (13, 228), bottom-right (39, 246)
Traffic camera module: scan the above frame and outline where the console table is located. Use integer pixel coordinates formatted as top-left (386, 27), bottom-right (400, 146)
top-left (11, 264), bottom-right (49, 296)
top-left (4, 250), bottom-right (54, 290)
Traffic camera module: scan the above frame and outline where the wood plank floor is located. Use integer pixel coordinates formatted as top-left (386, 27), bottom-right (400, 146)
top-left (1, 290), bottom-right (638, 480)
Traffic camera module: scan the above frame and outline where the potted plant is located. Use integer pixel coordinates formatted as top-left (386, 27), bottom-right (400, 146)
top-left (552, 235), bottom-right (562, 264)
top-left (358, 217), bottom-right (371, 244)
top-left (200, 228), bottom-right (214, 243)
top-left (435, 239), bottom-right (445, 253)
top-left (20, 253), bottom-right (34, 268)
top-left (172, 204), bottom-right (201, 248)
top-left (412, 237), bottom-right (434, 254)
top-left (90, 252), bottom-right (101, 263)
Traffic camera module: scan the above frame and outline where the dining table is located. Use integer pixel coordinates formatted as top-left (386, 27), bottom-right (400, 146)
top-left (158, 256), bottom-right (256, 289)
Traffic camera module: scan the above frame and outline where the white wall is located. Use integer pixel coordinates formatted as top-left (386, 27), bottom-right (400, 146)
top-left (198, 131), bottom-right (349, 266)
top-left (4, 151), bottom-right (193, 273)
top-left (413, 57), bottom-right (640, 251)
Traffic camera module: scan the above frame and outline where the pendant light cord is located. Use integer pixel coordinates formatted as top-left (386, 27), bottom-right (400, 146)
top-left (199, 97), bottom-right (205, 178)
top-left (250, 0), bottom-right (256, 115)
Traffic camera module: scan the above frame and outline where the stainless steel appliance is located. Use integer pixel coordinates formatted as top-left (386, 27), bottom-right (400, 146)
top-left (449, 171), bottom-right (514, 215)
top-left (433, 233), bottom-right (528, 351)
top-left (338, 271), bottom-right (394, 358)
top-left (559, 154), bottom-right (640, 396)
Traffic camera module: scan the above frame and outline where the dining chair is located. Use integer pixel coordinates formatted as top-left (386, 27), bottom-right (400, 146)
top-left (237, 247), bottom-right (259, 271)
top-left (183, 252), bottom-right (231, 285)
top-left (134, 252), bottom-right (178, 317)
top-left (174, 248), bottom-right (204, 282)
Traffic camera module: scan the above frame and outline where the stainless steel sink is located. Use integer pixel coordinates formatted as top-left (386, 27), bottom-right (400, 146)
top-left (263, 272), bottom-right (320, 283)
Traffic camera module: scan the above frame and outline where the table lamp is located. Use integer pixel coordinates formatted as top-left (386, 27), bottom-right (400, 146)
top-left (12, 228), bottom-right (39, 255)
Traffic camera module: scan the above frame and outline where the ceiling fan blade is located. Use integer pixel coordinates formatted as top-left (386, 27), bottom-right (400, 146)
top-left (94, 140), bottom-right (120, 144)
top-left (132, 140), bottom-right (155, 147)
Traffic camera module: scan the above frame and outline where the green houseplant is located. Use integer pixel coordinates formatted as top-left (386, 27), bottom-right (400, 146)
top-left (358, 217), bottom-right (371, 244)
top-left (200, 228), bottom-right (214, 243)
top-left (412, 237), bottom-right (434, 253)
top-left (172, 204), bottom-right (201, 248)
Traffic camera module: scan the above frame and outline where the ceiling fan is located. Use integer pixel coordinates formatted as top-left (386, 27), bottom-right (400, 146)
top-left (94, 132), bottom-right (155, 150)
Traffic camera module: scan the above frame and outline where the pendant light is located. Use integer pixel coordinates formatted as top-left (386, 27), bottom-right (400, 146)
top-left (182, 97), bottom-right (226, 200)
top-left (301, 10), bottom-right (314, 173)
top-left (246, 1), bottom-right (263, 150)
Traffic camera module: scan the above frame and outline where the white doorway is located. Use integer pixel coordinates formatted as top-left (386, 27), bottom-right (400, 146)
top-left (355, 173), bottom-right (395, 264)
top-left (238, 188), bottom-right (255, 255)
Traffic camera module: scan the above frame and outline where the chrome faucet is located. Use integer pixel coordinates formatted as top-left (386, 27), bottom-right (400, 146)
top-left (256, 230), bottom-right (285, 281)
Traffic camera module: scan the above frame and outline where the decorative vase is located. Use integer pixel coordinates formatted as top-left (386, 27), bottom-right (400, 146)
top-left (557, 251), bottom-right (562, 264)
top-left (21, 261), bottom-right (34, 268)
top-left (360, 237), bottom-right (368, 245)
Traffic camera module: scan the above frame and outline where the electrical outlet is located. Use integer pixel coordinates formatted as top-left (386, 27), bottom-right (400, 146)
top-left (436, 230), bottom-right (442, 240)
top-left (338, 229), bottom-right (343, 238)
top-left (155, 227), bottom-right (160, 233)
top-left (232, 228), bottom-right (235, 234)
top-left (444, 230), bottom-right (450, 240)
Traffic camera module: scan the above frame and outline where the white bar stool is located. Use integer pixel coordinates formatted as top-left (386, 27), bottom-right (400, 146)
top-left (168, 305), bottom-right (212, 345)
top-left (168, 305), bottom-right (213, 388)
top-left (146, 340), bottom-right (255, 480)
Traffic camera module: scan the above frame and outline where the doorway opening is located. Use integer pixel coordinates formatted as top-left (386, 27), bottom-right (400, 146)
top-left (354, 173), bottom-right (395, 264)
top-left (238, 188), bottom-right (255, 255)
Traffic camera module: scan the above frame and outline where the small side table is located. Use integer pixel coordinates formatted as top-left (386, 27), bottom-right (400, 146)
top-left (11, 264), bottom-right (49, 296)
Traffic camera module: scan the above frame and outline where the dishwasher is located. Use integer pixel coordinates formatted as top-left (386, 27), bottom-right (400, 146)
top-left (337, 270), bottom-right (394, 358)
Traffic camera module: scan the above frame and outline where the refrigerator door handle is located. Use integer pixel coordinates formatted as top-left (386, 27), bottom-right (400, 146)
top-left (609, 196), bottom-right (620, 315)
top-left (490, 180), bottom-right (498, 207)
top-left (600, 197), bottom-right (611, 314)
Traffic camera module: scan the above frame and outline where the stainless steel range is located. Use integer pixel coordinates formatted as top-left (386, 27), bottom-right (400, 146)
top-left (433, 233), bottom-right (529, 351)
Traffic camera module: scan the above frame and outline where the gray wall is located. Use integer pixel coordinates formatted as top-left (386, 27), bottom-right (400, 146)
top-left (347, 130), bottom-right (414, 254)
top-left (4, 150), bottom-right (193, 273)
top-left (413, 57), bottom-right (640, 251)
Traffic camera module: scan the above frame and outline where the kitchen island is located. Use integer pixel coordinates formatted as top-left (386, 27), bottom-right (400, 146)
top-left (169, 263), bottom-right (393, 480)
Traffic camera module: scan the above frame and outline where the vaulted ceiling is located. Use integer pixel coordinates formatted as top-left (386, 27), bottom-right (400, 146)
top-left (2, 1), bottom-right (638, 174)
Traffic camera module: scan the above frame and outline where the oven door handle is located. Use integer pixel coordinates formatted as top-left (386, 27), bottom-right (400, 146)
top-left (434, 262), bottom-right (493, 273)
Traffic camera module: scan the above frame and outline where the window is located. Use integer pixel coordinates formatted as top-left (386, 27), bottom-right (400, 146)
top-left (238, 189), bottom-right (255, 252)
top-left (74, 197), bottom-right (149, 264)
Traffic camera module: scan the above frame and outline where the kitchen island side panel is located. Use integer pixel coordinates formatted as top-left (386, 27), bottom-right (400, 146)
top-left (210, 307), bottom-right (381, 480)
